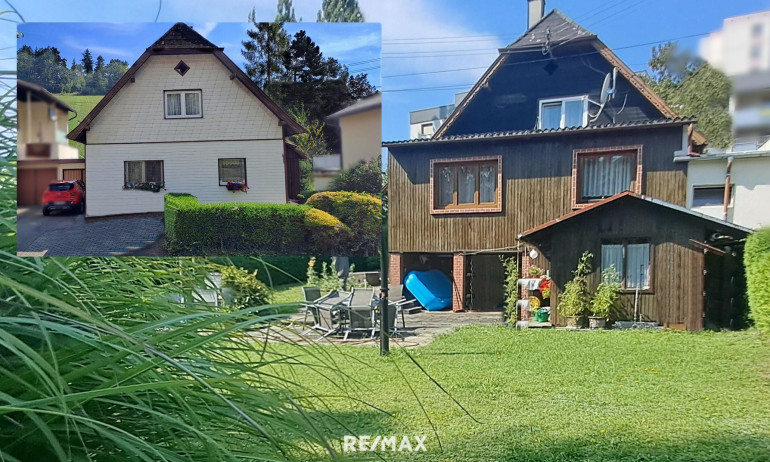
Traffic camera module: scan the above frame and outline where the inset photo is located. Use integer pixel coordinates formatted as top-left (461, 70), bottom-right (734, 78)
top-left (17, 21), bottom-right (382, 256)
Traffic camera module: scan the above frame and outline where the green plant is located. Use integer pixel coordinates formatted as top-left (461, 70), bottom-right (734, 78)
top-left (329, 157), bottom-right (384, 195)
top-left (501, 255), bottom-right (519, 325)
top-left (528, 266), bottom-right (543, 277)
top-left (745, 228), bottom-right (770, 332)
top-left (305, 256), bottom-right (342, 292)
top-left (164, 193), bottom-right (355, 256)
top-left (560, 251), bottom-right (593, 318)
top-left (217, 265), bottom-right (272, 309)
top-left (306, 190), bottom-right (381, 255)
top-left (592, 265), bottom-right (621, 318)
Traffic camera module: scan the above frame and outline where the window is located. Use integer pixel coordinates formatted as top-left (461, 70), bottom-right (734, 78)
top-left (165, 90), bottom-right (202, 118)
top-left (753, 23), bottom-right (764, 37)
top-left (124, 160), bottom-right (164, 184)
top-left (601, 241), bottom-right (652, 291)
top-left (430, 156), bottom-right (502, 213)
top-left (539, 96), bottom-right (587, 129)
top-left (420, 122), bottom-right (435, 138)
top-left (218, 158), bottom-right (247, 185)
top-left (692, 186), bottom-right (730, 207)
top-left (573, 146), bottom-right (642, 207)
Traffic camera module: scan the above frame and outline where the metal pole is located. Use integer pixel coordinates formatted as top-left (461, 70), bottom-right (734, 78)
top-left (379, 183), bottom-right (389, 356)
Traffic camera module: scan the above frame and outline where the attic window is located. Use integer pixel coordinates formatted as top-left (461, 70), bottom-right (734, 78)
top-left (174, 60), bottom-right (190, 76)
top-left (539, 96), bottom-right (587, 130)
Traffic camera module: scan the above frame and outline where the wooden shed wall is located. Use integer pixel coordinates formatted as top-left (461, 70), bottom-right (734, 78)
top-left (528, 200), bottom-right (709, 330)
top-left (388, 126), bottom-right (687, 253)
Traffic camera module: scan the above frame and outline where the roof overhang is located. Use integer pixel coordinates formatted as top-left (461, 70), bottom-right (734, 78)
top-left (17, 80), bottom-right (75, 113)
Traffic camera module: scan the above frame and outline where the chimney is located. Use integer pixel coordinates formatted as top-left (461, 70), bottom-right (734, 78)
top-left (527, 0), bottom-right (544, 29)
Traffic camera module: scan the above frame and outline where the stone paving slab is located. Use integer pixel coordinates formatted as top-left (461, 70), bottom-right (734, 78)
top-left (17, 207), bottom-right (164, 256)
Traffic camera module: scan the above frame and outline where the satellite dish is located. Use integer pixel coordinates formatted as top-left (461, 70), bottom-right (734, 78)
top-left (600, 73), bottom-right (612, 105)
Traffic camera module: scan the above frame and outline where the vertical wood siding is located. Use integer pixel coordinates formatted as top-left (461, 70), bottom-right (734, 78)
top-left (388, 126), bottom-right (687, 253)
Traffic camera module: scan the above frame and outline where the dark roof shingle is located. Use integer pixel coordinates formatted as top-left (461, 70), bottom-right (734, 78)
top-left (148, 22), bottom-right (220, 50)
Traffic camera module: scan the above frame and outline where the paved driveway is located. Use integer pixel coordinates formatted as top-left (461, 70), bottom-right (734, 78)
top-left (17, 207), bottom-right (164, 256)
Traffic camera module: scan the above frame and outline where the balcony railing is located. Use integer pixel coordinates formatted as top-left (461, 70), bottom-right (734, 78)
top-left (312, 153), bottom-right (342, 172)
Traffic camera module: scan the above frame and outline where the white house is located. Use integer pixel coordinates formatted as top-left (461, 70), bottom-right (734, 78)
top-left (682, 149), bottom-right (770, 230)
top-left (408, 92), bottom-right (468, 140)
top-left (68, 23), bottom-right (305, 217)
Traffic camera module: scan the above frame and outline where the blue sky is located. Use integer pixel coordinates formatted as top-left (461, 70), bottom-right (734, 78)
top-left (17, 22), bottom-right (380, 87)
top-left (6, 0), bottom-right (770, 142)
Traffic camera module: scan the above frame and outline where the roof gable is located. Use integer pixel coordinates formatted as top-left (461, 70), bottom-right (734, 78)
top-left (434, 10), bottom-right (706, 146)
top-left (68, 23), bottom-right (303, 144)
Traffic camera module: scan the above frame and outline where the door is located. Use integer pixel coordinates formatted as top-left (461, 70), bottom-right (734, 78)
top-left (62, 168), bottom-right (85, 185)
top-left (17, 168), bottom-right (57, 206)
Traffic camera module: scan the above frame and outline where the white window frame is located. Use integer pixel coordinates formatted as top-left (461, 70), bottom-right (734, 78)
top-left (164, 90), bottom-right (203, 119)
top-left (420, 122), bottom-right (435, 137)
top-left (538, 96), bottom-right (588, 129)
top-left (692, 185), bottom-right (734, 208)
top-left (124, 160), bottom-right (164, 184)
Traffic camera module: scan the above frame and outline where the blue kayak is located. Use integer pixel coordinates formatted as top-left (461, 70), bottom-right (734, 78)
top-left (404, 270), bottom-right (452, 311)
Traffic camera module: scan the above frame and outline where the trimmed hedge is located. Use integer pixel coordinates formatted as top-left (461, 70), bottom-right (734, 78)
top-left (212, 256), bottom-right (382, 286)
top-left (164, 194), bottom-right (353, 256)
top-left (745, 228), bottom-right (770, 332)
top-left (306, 191), bottom-right (381, 256)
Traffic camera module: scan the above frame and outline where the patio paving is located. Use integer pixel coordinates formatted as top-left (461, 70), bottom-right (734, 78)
top-left (262, 309), bottom-right (505, 348)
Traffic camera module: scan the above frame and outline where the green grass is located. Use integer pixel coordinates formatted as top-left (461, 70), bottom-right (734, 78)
top-left (57, 93), bottom-right (103, 157)
top-left (270, 327), bottom-right (770, 461)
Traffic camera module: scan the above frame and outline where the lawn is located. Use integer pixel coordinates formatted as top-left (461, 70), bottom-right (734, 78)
top-left (57, 93), bottom-right (103, 157)
top-left (268, 327), bottom-right (770, 461)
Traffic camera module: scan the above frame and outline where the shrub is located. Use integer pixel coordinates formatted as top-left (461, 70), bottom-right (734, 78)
top-left (329, 157), bottom-right (383, 195)
top-left (501, 255), bottom-right (519, 325)
top-left (216, 265), bottom-right (272, 309)
top-left (164, 194), bottom-right (354, 256)
top-left (591, 265), bottom-right (620, 318)
top-left (745, 228), bottom-right (770, 332)
top-left (560, 251), bottom-right (593, 318)
top-left (306, 191), bottom-right (381, 256)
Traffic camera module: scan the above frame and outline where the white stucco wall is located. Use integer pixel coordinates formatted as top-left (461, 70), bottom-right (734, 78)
top-left (84, 52), bottom-right (288, 216)
top-left (86, 140), bottom-right (286, 217)
top-left (687, 156), bottom-right (770, 229)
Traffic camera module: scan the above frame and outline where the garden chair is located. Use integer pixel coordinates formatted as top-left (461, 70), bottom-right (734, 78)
top-left (387, 284), bottom-right (414, 329)
top-left (342, 288), bottom-right (376, 340)
top-left (301, 286), bottom-right (323, 325)
top-left (310, 290), bottom-right (351, 340)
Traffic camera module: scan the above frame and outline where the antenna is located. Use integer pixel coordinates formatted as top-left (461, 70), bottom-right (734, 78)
top-left (588, 68), bottom-right (618, 122)
top-left (599, 73), bottom-right (612, 105)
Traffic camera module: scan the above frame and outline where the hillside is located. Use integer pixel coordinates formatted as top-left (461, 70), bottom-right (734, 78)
top-left (58, 94), bottom-right (103, 158)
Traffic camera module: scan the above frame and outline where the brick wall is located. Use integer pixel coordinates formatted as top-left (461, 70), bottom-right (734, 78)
top-left (389, 253), bottom-right (402, 286)
top-left (452, 253), bottom-right (466, 312)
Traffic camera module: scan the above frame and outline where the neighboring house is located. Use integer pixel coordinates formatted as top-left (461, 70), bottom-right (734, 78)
top-left (17, 80), bottom-right (85, 206)
top-left (68, 23), bottom-right (305, 217)
top-left (384, 3), bottom-right (749, 330)
top-left (313, 92), bottom-right (381, 191)
top-left (700, 9), bottom-right (770, 151)
top-left (409, 92), bottom-right (468, 140)
top-left (682, 149), bottom-right (770, 229)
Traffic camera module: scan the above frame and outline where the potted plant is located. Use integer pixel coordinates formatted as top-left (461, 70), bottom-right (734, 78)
top-left (559, 251), bottom-right (592, 329)
top-left (589, 265), bottom-right (620, 329)
top-left (528, 266), bottom-right (543, 278)
top-left (226, 182), bottom-right (249, 193)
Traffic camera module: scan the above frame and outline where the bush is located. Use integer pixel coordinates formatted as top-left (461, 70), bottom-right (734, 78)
top-left (745, 228), bottom-right (770, 332)
top-left (306, 191), bottom-right (381, 256)
top-left (329, 157), bottom-right (383, 195)
top-left (210, 256), bottom-right (380, 286)
top-left (560, 251), bottom-right (593, 318)
top-left (164, 194), bottom-right (354, 256)
top-left (216, 265), bottom-right (272, 309)
top-left (591, 265), bottom-right (620, 318)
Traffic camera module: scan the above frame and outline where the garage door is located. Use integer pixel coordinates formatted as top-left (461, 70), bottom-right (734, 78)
top-left (17, 168), bottom-right (57, 206)
top-left (63, 168), bottom-right (86, 184)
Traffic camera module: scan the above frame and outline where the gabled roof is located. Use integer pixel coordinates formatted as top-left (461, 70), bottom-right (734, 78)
top-left (17, 80), bottom-right (75, 113)
top-left (384, 117), bottom-right (696, 147)
top-left (68, 23), bottom-right (304, 144)
top-left (518, 191), bottom-right (753, 240)
top-left (504, 9), bottom-right (594, 50)
top-left (434, 9), bottom-right (707, 147)
top-left (326, 92), bottom-right (381, 121)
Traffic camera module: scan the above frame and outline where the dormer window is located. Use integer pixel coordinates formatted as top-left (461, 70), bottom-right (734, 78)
top-left (164, 90), bottom-right (202, 118)
top-left (539, 96), bottom-right (587, 130)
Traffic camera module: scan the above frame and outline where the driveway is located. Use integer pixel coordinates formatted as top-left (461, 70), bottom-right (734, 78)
top-left (17, 207), bottom-right (165, 256)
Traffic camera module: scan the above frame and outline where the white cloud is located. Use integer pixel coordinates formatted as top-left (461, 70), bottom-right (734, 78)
top-left (317, 31), bottom-right (381, 56)
top-left (193, 22), bottom-right (217, 38)
top-left (62, 38), bottom-right (135, 58)
top-left (360, 0), bottom-right (504, 89)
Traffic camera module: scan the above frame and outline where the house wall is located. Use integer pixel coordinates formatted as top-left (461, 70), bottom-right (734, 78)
top-left (529, 200), bottom-right (719, 330)
top-left (388, 126), bottom-right (687, 253)
top-left (86, 54), bottom-right (283, 144)
top-left (339, 107), bottom-right (381, 170)
top-left (18, 101), bottom-right (74, 160)
top-left (687, 156), bottom-right (770, 229)
top-left (85, 139), bottom-right (285, 217)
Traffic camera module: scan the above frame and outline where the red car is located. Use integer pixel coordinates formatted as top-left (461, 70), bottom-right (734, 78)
top-left (42, 180), bottom-right (86, 216)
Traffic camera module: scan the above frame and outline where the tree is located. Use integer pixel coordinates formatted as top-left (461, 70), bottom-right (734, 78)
top-left (95, 55), bottom-right (105, 73)
top-left (81, 49), bottom-right (94, 74)
top-left (347, 73), bottom-right (377, 100)
top-left (288, 105), bottom-right (331, 191)
top-left (644, 42), bottom-right (733, 149)
top-left (242, 9), bottom-right (289, 89)
top-left (275, 0), bottom-right (297, 22)
top-left (317, 0), bottom-right (364, 22)
top-left (329, 157), bottom-right (383, 195)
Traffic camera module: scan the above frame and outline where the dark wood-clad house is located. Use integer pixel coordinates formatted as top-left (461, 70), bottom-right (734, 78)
top-left (384, 6), bottom-right (751, 330)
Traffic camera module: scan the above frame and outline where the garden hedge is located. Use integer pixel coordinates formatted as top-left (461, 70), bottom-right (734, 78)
top-left (212, 256), bottom-right (382, 286)
top-left (744, 228), bottom-right (770, 332)
top-left (306, 191), bottom-right (381, 256)
top-left (164, 194), bottom-right (353, 256)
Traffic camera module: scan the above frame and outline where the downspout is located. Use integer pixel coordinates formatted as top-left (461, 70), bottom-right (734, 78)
top-left (723, 156), bottom-right (733, 221)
